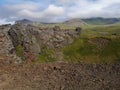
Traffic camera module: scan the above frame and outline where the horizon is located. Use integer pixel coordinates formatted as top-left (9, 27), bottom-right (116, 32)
top-left (0, 0), bottom-right (120, 24)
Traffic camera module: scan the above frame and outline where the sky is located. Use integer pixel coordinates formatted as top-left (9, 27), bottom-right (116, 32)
top-left (0, 0), bottom-right (120, 24)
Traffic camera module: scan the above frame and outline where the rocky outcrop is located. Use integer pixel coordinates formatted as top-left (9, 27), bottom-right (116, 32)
top-left (8, 24), bottom-right (41, 61)
top-left (0, 24), bottom-right (21, 64)
top-left (0, 24), bottom-right (81, 63)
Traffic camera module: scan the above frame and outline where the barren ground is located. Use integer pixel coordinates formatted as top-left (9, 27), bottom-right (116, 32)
top-left (0, 61), bottom-right (120, 90)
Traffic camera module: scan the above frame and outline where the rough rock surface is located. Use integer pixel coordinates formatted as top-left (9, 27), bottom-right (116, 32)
top-left (0, 24), bottom-right (81, 63)
top-left (0, 24), bottom-right (21, 64)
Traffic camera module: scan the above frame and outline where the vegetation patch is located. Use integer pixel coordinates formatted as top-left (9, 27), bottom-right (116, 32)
top-left (63, 36), bottom-right (120, 63)
top-left (15, 44), bottom-right (25, 59)
top-left (34, 24), bottom-right (120, 63)
top-left (37, 49), bottom-right (56, 63)
top-left (15, 23), bottom-right (120, 63)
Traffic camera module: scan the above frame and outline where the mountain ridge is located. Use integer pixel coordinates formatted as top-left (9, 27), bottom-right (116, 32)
top-left (82, 17), bottom-right (120, 25)
top-left (15, 17), bottom-right (120, 25)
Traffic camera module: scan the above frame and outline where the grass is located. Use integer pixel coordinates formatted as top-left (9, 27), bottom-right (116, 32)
top-left (15, 44), bottom-right (25, 60)
top-left (63, 37), bottom-right (120, 63)
top-left (62, 24), bottom-right (120, 63)
top-left (81, 24), bottom-right (120, 38)
top-left (30, 23), bottom-right (120, 63)
top-left (36, 49), bottom-right (56, 63)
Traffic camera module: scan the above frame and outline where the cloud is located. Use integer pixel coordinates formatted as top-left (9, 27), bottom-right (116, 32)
top-left (5, 4), bottom-right (38, 10)
top-left (55, 0), bottom-right (77, 5)
top-left (0, 0), bottom-right (120, 24)
top-left (0, 4), bottom-right (65, 23)
top-left (17, 4), bottom-right (65, 22)
top-left (66, 0), bottom-right (120, 18)
top-left (0, 19), bottom-right (14, 25)
top-left (43, 5), bottom-right (64, 16)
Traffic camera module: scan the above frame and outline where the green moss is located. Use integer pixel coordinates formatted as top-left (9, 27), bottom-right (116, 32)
top-left (15, 44), bottom-right (24, 59)
top-left (63, 37), bottom-right (120, 63)
top-left (37, 49), bottom-right (55, 63)
top-left (100, 39), bottom-right (120, 60)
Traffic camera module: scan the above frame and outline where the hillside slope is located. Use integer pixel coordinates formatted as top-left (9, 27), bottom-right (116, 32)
top-left (63, 18), bottom-right (87, 26)
top-left (82, 17), bottom-right (120, 25)
top-left (63, 24), bottom-right (120, 63)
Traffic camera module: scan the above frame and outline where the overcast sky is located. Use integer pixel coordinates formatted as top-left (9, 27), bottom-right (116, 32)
top-left (0, 0), bottom-right (120, 24)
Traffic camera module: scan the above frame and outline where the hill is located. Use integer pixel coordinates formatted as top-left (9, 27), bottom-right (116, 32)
top-left (82, 17), bottom-right (120, 25)
top-left (15, 18), bottom-right (120, 26)
top-left (63, 18), bottom-right (87, 26)
top-left (63, 23), bottom-right (120, 63)
top-left (15, 19), bottom-right (33, 25)
top-left (15, 19), bottom-right (86, 29)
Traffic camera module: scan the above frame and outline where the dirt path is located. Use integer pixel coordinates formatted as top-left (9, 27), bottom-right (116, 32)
top-left (0, 62), bottom-right (120, 90)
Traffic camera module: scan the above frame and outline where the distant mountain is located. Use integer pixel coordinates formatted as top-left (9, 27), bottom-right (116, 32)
top-left (63, 18), bottom-right (87, 26)
top-left (15, 18), bottom-right (120, 26)
top-left (82, 17), bottom-right (120, 25)
top-left (15, 19), bottom-right (33, 25)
